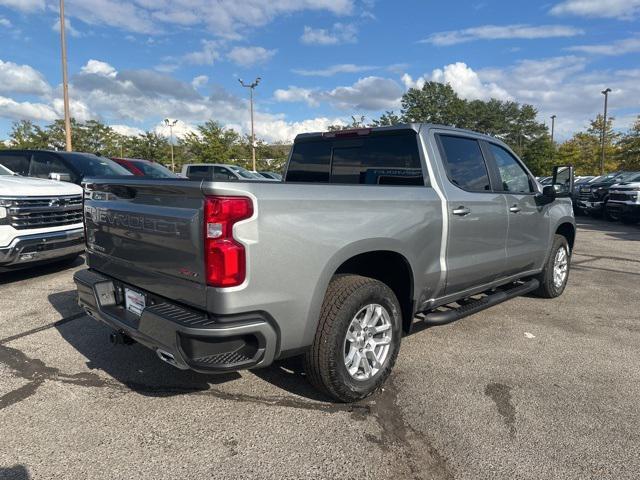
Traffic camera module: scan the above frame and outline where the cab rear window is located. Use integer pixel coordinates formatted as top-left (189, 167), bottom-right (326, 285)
top-left (286, 130), bottom-right (425, 186)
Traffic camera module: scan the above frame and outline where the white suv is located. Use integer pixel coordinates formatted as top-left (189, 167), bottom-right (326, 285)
top-left (0, 164), bottom-right (84, 270)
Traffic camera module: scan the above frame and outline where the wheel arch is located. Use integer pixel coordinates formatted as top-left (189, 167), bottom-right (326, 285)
top-left (556, 221), bottom-right (576, 252)
top-left (303, 241), bottom-right (417, 346)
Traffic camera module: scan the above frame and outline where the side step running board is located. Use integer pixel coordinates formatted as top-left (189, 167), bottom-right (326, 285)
top-left (421, 279), bottom-right (540, 326)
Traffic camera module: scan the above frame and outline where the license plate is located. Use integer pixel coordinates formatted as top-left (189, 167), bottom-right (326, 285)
top-left (124, 288), bottom-right (146, 317)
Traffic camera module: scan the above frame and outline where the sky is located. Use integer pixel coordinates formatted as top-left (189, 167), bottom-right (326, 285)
top-left (0, 0), bottom-right (639, 144)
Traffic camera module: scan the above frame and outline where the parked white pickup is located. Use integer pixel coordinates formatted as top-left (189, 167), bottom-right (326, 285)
top-left (0, 164), bottom-right (84, 270)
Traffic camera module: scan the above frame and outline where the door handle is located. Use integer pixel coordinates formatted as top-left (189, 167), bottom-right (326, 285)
top-left (452, 206), bottom-right (471, 216)
top-left (509, 205), bottom-right (521, 213)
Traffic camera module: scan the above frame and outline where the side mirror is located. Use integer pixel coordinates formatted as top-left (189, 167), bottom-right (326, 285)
top-left (49, 172), bottom-right (72, 182)
top-left (552, 165), bottom-right (574, 197)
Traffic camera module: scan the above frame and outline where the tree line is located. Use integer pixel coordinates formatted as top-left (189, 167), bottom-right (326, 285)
top-left (2, 81), bottom-right (639, 176)
top-left (1, 118), bottom-right (291, 173)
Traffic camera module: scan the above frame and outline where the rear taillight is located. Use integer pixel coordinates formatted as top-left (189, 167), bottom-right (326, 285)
top-left (204, 196), bottom-right (253, 287)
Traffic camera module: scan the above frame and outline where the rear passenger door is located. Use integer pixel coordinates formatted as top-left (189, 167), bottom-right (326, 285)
top-left (484, 142), bottom-right (548, 275)
top-left (435, 134), bottom-right (509, 294)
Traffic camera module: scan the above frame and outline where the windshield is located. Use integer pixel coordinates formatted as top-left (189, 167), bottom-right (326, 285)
top-left (64, 153), bottom-right (132, 178)
top-left (228, 165), bottom-right (260, 179)
top-left (0, 164), bottom-right (14, 176)
top-left (128, 160), bottom-right (177, 178)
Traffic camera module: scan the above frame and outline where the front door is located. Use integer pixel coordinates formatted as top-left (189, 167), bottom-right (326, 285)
top-left (435, 133), bottom-right (509, 295)
top-left (484, 142), bottom-right (549, 275)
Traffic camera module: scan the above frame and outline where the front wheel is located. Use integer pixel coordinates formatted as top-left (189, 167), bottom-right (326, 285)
top-left (534, 235), bottom-right (571, 298)
top-left (304, 275), bottom-right (402, 402)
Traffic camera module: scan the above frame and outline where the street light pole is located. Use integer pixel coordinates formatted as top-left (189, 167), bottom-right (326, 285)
top-left (238, 77), bottom-right (261, 172)
top-left (59, 0), bottom-right (72, 151)
top-left (600, 88), bottom-right (611, 176)
top-left (550, 115), bottom-right (556, 162)
top-left (164, 118), bottom-right (178, 172)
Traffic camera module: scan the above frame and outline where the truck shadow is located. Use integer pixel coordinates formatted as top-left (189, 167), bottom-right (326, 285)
top-left (49, 290), bottom-right (329, 402)
top-left (0, 255), bottom-right (85, 286)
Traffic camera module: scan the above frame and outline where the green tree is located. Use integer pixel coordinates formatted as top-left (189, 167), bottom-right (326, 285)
top-left (124, 132), bottom-right (171, 163)
top-left (616, 116), bottom-right (640, 170)
top-left (179, 121), bottom-right (247, 166)
top-left (8, 120), bottom-right (50, 149)
top-left (556, 133), bottom-right (601, 175)
top-left (400, 82), bottom-right (466, 126)
top-left (371, 111), bottom-right (402, 127)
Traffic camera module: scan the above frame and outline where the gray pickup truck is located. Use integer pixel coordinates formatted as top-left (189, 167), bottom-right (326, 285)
top-left (74, 124), bottom-right (575, 402)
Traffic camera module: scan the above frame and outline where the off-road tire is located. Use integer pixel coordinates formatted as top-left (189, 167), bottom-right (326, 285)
top-left (304, 274), bottom-right (402, 402)
top-left (533, 235), bottom-right (570, 298)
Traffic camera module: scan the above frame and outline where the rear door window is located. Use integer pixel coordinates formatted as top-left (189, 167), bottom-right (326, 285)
top-left (438, 135), bottom-right (491, 192)
top-left (0, 153), bottom-right (30, 175)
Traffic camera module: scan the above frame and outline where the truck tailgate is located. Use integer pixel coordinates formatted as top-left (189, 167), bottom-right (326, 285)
top-left (83, 179), bottom-right (207, 309)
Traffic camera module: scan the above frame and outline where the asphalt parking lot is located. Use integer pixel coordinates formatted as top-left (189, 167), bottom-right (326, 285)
top-left (1, 216), bottom-right (639, 480)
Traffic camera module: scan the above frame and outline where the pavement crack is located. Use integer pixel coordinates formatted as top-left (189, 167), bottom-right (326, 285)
top-left (485, 382), bottom-right (516, 437)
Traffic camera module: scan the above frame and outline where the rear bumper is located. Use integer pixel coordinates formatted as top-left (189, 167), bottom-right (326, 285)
top-left (0, 228), bottom-right (84, 267)
top-left (73, 269), bottom-right (279, 373)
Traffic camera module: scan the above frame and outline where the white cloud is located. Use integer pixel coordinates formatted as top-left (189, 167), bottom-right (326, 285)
top-left (0, 59), bottom-right (51, 96)
top-left (567, 36), bottom-right (640, 56)
top-left (52, 17), bottom-right (82, 37)
top-left (51, 97), bottom-right (94, 122)
top-left (401, 63), bottom-right (511, 102)
top-left (293, 63), bottom-right (377, 77)
top-left (227, 46), bottom-right (276, 67)
top-left (0, 0), bottom-right (44, 12)
top-left (254, 116), bottom-right (346, 143)
top-left (0, 0), bottom-right (356, 36)
top-left (322, 76), bottom-right (403, 111)
top-left (422, 24), bottom-right (584, 46)
top-left (0, 17), bottom-right (12, 28)
top-left (191, 75), bottom-right (209, 89)
top-left (0, 96), bottom-right (57, 122)
top-left (300, 22), bottom-right (357, 45)
top-left (273, 86), bottom-right (319, 107)
top-left (183, 40), bottom-right (220, 66)
top-left (550, 0), bottom-right (640, 20)
top-left (80, 59), bottom-right (117, 77)
top-left (110, 124), bottom-right (144, 137)
top-left (430, 62), bottom-right (512, 101)
top-left (153, 119), bottom-right (198, 140)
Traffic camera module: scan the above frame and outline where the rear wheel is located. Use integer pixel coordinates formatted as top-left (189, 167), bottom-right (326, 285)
top-left (304, 275), bottom-right (402, 402)
top-left (534, 235), bottom-right (570, 298)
